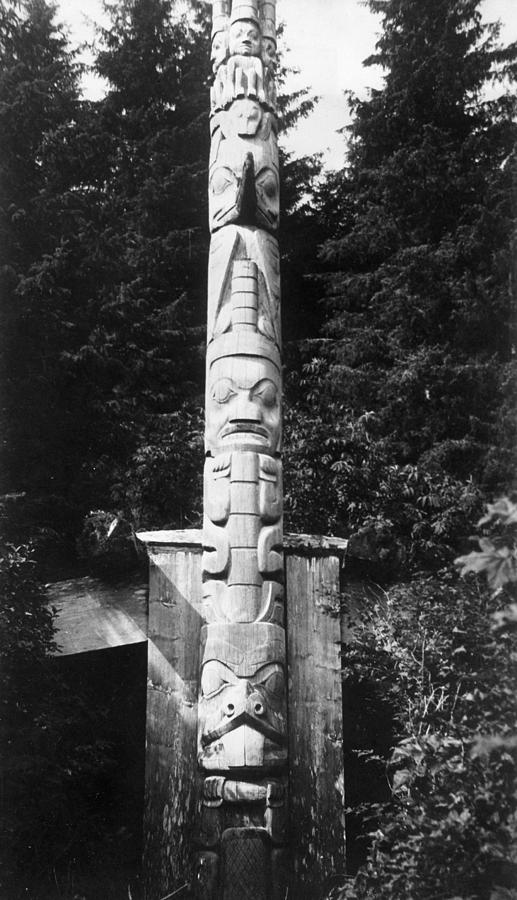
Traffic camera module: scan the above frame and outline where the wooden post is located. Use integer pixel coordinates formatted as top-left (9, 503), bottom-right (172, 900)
top-left (138, 531), bottom-right (204, 899)
top-left (197, 2), bottom-right (285, 897)
top-left (285, 540), bottom-right (347, 896)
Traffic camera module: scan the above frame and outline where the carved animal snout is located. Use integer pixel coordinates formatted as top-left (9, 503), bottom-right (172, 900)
top-left (224, 701), bottom-right (236, 717)
top-left (223, 683), bottom-right (265, 719)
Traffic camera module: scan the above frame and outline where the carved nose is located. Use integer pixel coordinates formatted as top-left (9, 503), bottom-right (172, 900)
top-left (248, 691), bottom-right (265, 717)
top-left (230, 395), bottom-right (262, 424)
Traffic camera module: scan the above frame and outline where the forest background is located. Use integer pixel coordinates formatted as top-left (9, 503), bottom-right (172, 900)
top-left (1, 0), bottom-right (517, 898)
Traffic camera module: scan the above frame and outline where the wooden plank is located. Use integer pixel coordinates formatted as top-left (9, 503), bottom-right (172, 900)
top-left (143, 543), bottom-right (204, 900)
top-left (46, 576), bottom-right (148, 656)
top-left (287, 552), bottom-right (346, 896)
top-left (137, 529), bottom-right (203, 547)
top-left (137, 530), bottom-right (348, 555)
top-left (284, 533), bottom-right (348, 555)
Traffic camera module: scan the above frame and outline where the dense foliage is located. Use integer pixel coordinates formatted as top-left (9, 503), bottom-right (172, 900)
top-left (331, 501), bottom-right (517, 900)
top-left (1, 0), bottom-right (212, 575)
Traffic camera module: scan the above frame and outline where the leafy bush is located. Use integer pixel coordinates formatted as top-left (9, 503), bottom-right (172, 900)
top-left (334, 503), bottom-right (517, 900)
top-left (284, 384), bottom-right (484, 576)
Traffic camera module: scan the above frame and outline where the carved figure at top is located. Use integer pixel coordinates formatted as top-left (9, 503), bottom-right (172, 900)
top-left (211, 0), bottom-right (277, 74)
top-left (229, 19), bottom-right (261, 57)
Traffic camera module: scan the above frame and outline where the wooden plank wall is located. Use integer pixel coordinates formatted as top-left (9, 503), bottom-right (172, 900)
top-left (140, 534), bottom-right (347, 899)
top-left (286, 550), bottom-right (346, 897)
top-left (143, 541), bottom-right (204, 900)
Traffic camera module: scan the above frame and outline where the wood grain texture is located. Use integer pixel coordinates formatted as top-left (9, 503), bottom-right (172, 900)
top-left (286, 552), bottom-right (346, 896)
top-left (144, 545), bottom-right (204, 900)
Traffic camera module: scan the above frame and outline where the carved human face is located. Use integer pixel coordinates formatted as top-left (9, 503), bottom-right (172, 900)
top-left (261, 36), bottom-right (276, 68)
top-left (211, 29), bottom-right (228, 71)
top-left (229, 19), bottom-right (261, 56)
top-left (206, 355), bottom-right (281, 453)
top-left (198, 626), bottom-right (287, 770)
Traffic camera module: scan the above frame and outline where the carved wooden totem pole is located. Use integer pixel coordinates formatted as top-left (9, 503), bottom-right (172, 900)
top-left (195, 1), bottom-right (286, 897)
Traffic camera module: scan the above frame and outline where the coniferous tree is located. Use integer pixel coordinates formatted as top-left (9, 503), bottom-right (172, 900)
top-left (51, 0), bottom-right (212, 542)
top-left (1, 0), bottom-right (214, 562)
top-left (0, 0), bottom-right (85, 550)
top-left (285, 0), bottom-right (517, 572)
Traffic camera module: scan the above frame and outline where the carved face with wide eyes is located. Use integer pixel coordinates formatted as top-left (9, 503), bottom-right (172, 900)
top-left (199, 658), bottom-right (287, 768)
top-left (229, 20), bottom-right (261, 56)
top-left (206, 355), bottom-right (281, 453)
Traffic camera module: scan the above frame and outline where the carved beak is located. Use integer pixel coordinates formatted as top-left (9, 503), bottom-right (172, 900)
top-left (236, 151), bottom-right (256, 224)
top-left (201, 683), bottom-right (287, 748)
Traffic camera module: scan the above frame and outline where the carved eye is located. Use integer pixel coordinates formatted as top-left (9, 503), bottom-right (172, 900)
top-left (265, 670), bottom-right (284, 698)
top-left (202, 661), bottom-right (231, 697)
top-left (256, 168), bottom-right (278, 200)
top-left (252, 664), bottom-right (284, 698)
top-left (211, 378), bottom-right (237, 404)
top-left (251, 379), bottom-right (277, 408)
top-left (211, 167), bottom-right (236, 196)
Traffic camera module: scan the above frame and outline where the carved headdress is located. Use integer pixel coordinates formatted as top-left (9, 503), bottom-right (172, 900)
top-left (230, 0), bottom-right (260, 25)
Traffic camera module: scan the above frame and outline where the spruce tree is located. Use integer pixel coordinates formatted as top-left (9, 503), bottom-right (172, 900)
top-left (285, 0), bottom-right (517, 570)
top-left (0, 0), bottom-right (84, 545)
top-left (1, 0), bottom-right (214, 558)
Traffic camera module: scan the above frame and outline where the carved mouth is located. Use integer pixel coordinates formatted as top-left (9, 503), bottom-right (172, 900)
top-left (202, 710), bottom-right (287, 748)
top-left (221, 424), bottom-right (269, 440)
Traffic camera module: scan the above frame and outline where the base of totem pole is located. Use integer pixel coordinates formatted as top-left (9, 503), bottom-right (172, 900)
top-left (137, 529), bottom-right (347, 900)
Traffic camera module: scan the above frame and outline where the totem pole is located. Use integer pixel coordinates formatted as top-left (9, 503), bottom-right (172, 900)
top-left (195, 1), bottom-right (287, 897)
